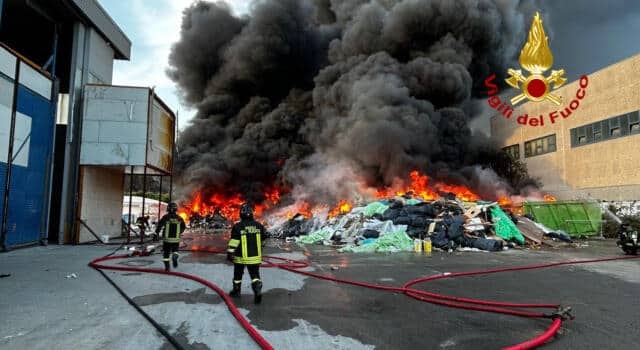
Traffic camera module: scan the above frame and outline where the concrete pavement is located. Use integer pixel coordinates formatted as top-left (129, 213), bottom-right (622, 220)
top-left (0, 238), bottom-right (638, 350)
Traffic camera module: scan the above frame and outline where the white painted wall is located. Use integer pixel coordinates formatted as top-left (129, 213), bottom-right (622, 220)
top-left (0, 46), bottom-right (17, 79)
top-left (80, 85), bottom-right (149, 165)
top-left (88, 28), bottom-right (114, 84)
top-left (78, 166), bottom-right (124, 242)
top-left (0, 76), bottom-right (14, 164)
top-left (18, 62), bottom-right (52, 100)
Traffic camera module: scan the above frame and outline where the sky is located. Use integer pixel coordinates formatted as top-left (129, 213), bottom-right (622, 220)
top-left (99, 0), bottom-right (640, 132)
top-left (99, 0), bottom-right (252, 130)
top-left (471, 0), bottom-right (640, 134)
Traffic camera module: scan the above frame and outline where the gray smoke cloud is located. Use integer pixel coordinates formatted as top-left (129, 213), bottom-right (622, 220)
top-left (169, 0), bottom-right (536, 205)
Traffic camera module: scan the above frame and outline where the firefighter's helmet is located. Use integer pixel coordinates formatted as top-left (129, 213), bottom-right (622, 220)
top-left (240, 203), bottom-right (254, 220)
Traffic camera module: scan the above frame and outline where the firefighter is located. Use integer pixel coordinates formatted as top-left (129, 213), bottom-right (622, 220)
top-left (136, 215), bottom-right (150, 238)
top-left (156, 202), bottom-right (186, 271)
top-left (227, 203), bottom-right (266, 304)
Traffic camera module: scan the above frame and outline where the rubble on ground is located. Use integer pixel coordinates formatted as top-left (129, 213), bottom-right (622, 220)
top-left (189, 210), bottom-right (232, 230)
top-left (270, 195), bottom-right (580, 253)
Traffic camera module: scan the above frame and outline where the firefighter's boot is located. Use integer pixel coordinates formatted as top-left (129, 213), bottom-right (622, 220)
top-left (229, 281), bottom-right (241, 297)
top-left (252, 279), bottom-right (263, 304)
top-left (163, 259), bottom-right (170, 272)
top-left (172, 253), bottom-right (179, 268)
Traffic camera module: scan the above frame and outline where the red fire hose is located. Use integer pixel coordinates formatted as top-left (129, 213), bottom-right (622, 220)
top-left (90, 254), bottom-right (274, 350)
top-left (90, 251), bottom-right (640, 350)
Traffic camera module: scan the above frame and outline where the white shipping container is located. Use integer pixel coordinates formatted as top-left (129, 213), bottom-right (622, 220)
top-left (80, 85), bottom-right (175, 172)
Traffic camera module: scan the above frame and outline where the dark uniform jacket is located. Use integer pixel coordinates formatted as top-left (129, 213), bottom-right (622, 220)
top-left (156, 213), bottom-right (186, 243)
top-left (227, 219), bottom-right (266, 265)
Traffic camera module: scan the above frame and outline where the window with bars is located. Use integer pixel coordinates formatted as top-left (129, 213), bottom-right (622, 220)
top-left (630, 113), bottom-right (640, 134)
top-left (570, 111), bottom-right (640, 147)
top-left (524, 134), bottom-right (556, 158)
top-left (502, 144), bottom-right (520, 160)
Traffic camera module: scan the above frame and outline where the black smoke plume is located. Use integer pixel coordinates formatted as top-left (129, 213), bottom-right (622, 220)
top-left (168, 0), bottom-right (537, 205)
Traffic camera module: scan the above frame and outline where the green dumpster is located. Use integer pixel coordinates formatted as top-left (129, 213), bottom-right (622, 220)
top-left (523, 201), bottom-right (601, 237)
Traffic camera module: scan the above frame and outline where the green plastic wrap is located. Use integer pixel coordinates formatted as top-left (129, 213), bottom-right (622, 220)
top-left (490, 206), bottom-right (525, 245)
top-left (363, 202), bottom-right (390, 217)
top-left (339, 231), bottom-right (413, 253)
top-left (295, 230), bottom-right (331, 244)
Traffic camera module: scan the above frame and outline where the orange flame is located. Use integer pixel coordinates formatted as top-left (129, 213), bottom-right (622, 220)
top-left (179, 171), bottom-right (491, 223)
top-left (408, 171), bottom-right (440, 200)
top-left (328, 200), bottom-right (352, 218)
top-left (498, 196), bottom-right (513, 207)
top-left (191, 192), bottom-right (203, 214)
top-left (179, 186), bottom-right (285, 222)
top-left (375, 171), bottom-right (439, 200)
top-left (435, 184), bottom-right (480, 202)
top-left (286, 202), bottom-right (313, 220)
top-left (208, 193), bottom-right (244, 220)
top-left (263, 186), bottom-right (281, 204)
top-left (543, 194), bottom-right (556, 202)
top-left (374, 171), bottom-right (479, 202)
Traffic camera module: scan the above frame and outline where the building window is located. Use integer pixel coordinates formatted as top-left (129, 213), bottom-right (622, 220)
top-left (571, 110), bottom-right (640, 147)
top-left (609, 117), bottom-right (621, 138)
top-left (630, 112), bottom-right (640, 134)
top-left (524, 134), bottom-right (556, 158)
top-left (503, 144), bottom-right (520, 160)
top-left (593, 123), bottom-right (602, 141)
top-left (610, 127), bottom-right (621, 137)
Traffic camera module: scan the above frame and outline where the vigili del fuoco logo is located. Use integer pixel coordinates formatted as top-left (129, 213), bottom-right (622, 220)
top-left (485, 12), bottom-right (589, 127)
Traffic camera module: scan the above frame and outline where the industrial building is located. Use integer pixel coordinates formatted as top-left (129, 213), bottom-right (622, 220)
top-left (0, 0), bottom-right (175, 250)
top-left (491, 53), bottom-right (640, 201)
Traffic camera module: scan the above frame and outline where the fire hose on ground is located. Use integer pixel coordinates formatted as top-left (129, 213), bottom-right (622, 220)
top-left (89, 251), bottom-right (640, 350)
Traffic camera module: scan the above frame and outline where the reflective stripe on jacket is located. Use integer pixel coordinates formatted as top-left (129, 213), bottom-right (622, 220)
top-left (156, 213), bottom-right (186, 243)
top-left (227, 219), bottom-right (265, 265)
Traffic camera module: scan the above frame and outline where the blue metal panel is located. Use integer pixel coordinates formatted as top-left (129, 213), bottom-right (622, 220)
top-left (4, 85), bottom-right (54, 246)
top-left (0, 161), bottom-right (5, 233)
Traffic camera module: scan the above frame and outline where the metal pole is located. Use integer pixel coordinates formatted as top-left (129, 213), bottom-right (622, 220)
top-left (158, 176), bottom-right (163, 219)
top-left (41, 76), bottom-right (59, 246)
top-left (1, 59), bottom-right (20, 252)
top-left (168, 174), bottom-right (173, 204)
top-left (51, 25), bottom-right (58, 76)
top-left (127, 166), bottom-right (133, 244)
top-left (59, 24), bottom-right (90, 244)
top-left (140, 165), bottom-right (147, 245)
top-left (169, 111), bottom-right (178, 203)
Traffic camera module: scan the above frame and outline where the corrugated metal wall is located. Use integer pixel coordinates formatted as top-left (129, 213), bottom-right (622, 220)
top-left (1, 47), bottom-right (55, 247)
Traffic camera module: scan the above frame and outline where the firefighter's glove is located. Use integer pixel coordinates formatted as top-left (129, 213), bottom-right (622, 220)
top-left (227, 252), bottom-right (234, 263)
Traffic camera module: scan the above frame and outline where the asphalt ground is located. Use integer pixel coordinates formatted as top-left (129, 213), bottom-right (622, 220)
top-left (0, 233), bottom-right (638, 350)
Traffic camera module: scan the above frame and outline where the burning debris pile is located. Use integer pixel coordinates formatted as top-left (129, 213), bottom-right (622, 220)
top-left (274, 192), bottom-right (565, 253)
top-left (169, 0), bottom-right (543, 219)
top-left (274, 195), bottom-right (515, 253)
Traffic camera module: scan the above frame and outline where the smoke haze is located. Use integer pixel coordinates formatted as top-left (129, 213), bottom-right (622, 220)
top-left (168, 0), bottom-right (538, 205)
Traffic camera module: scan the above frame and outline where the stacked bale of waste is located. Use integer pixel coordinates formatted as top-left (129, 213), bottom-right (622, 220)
top-left (275, 197), bottom-right (528, 253)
